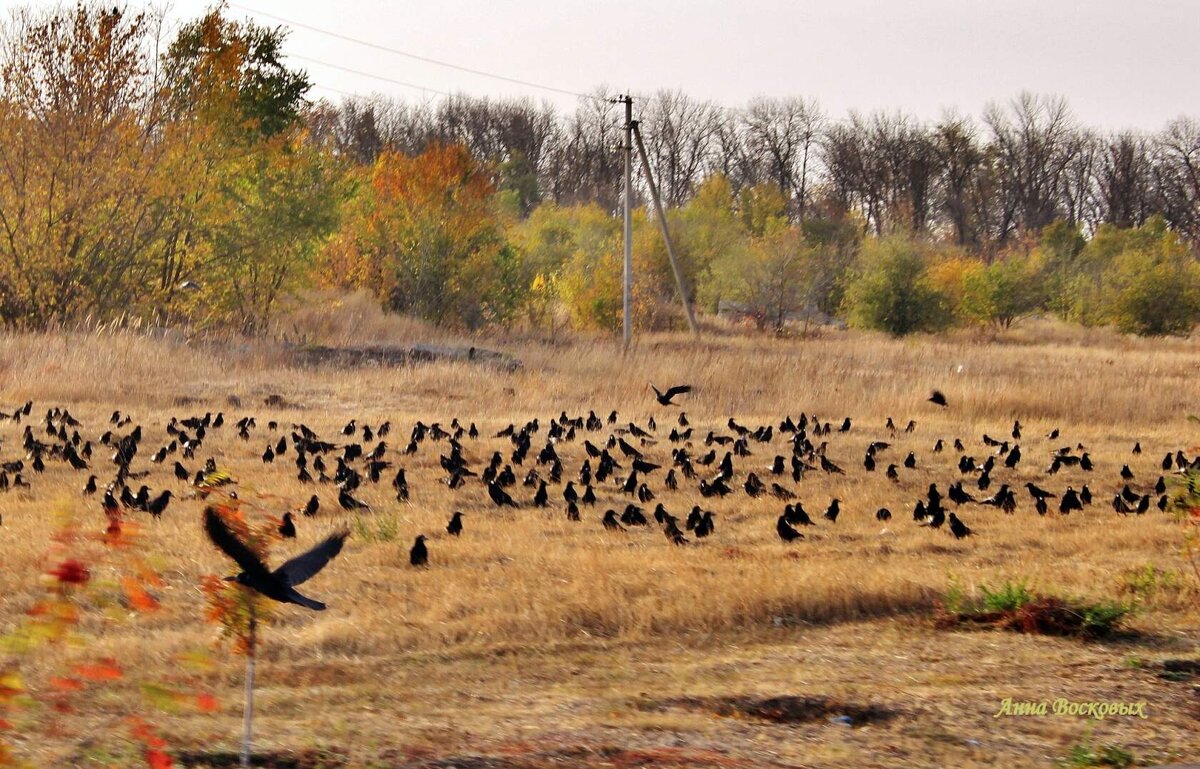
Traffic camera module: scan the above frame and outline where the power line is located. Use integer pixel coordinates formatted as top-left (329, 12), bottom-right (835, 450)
top-left (228, 2), bottom-right (593, 100)
top-left (289, 54), bottom-right (452, 97)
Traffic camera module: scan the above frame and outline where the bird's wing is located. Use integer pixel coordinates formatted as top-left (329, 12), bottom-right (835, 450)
top-left (665, 385), bottom-right (693, 399)
top-left (203, 508), bottom-right (271, 580)
top-left (274, 530), bottom-right (350, 586)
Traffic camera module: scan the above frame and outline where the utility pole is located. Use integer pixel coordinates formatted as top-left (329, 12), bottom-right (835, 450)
top-left (632, 122), bottom-right (698, 334)
top-left (621, 94), bottom-right (633, 351)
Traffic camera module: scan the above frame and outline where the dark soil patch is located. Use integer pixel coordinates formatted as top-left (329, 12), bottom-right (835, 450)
top-left (287, 344), bottom-right (521, 372)
top-left (1158, 659), bottom-right (1200, 682)
top-left (175, 748), bottom-right (345, 768)
top-left (388, 744), bottom-right (765, 768)
top-left (650, 694), bottom-right (899, 726)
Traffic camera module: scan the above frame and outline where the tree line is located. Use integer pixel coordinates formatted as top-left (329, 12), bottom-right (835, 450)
top-left (0, 4), bottom-right (1197, 337)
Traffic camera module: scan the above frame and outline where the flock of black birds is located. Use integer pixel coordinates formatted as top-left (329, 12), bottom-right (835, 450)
top-left (1, 382), bottom-right (1193, 613)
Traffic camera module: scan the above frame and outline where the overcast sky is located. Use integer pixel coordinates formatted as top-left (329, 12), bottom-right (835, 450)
top-left (12, 0), bottom-right (1200, 129)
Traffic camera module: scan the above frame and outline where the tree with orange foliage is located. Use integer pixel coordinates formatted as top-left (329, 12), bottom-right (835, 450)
top-left (323, 142), bottom-right (523, 329)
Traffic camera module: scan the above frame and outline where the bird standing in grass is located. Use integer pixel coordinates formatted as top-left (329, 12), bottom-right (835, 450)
top-left (338, 488), bottom-right (370, 512)
top-left (776, 515), bottom-right (804, 542)
top-left (447, 512), bottom-right (464, 536)
top-left (278, 512), bottom-right (296, 538)
top-left (928, 390), bottom-right (948, 407)
top-left (410, 535), bottom-right (428, 567)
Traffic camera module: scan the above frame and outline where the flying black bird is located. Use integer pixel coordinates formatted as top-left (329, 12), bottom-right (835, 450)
top-left (447, 511), bottom-right (464, 536)
top-left (928, 390), bottom-right (948, 407)
top-left (278, 512), bottom-right (296, 538)
top-left (204, 507), bottom-right (348, 611)
top-left (410, 535), bottom-right (429, 567)
top-left (651, 383), bottom-right (693, 406)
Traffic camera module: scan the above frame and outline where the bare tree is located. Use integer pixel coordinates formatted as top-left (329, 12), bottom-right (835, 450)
top-left (638, 90), bottom-right (721, 208)
top-left (985, 93), bottom-right (1079, 241)
top-left (742, 96), bottom-right (823, 219)
top-left (1097, 131), bottom-right (1153, 228)
top-left (1153, 117), bottom-right (1200, 243)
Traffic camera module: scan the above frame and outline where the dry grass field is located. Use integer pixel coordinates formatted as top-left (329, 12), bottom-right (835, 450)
top-left (1, 314), bottom-right (1199, 768)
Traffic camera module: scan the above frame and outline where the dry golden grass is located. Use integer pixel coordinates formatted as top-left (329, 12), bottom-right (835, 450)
top-left (0, 318), bottom-right (1198, 767)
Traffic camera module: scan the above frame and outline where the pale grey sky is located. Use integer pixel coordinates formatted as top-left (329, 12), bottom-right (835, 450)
top-left (13, 0), bottom-right (1200, 129)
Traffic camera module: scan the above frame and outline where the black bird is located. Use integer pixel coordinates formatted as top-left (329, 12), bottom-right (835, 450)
top-left (447, 511), bottom-right (464, 536)
top-left (776, 515), bottom-right (804, 542)
top-left (147, 490), bottom-right (172, 518)
top-left (823, 499), bottom-right (840, 523)
top-left (278, 512), bottom-right (296, 538)
top-left (928, 390), bottom-right (948, 407)
top-left (948, 482), bottom-right (975, 506)
top-left (651, 383), bottom-right (693, 406)
top-left (876, 507), bottom-right (892, 521)
top-left (948, 513), bottom-right (971, 539)
top-left (785, 503), bottom-right (814, 526)
top-left (487, 481), bottom-right (518, 507)
top-left (1025, 482), bottom-right (1056, 501)
top-left (83, 475), bottom-right (97, 495)
top-left (1059, 488), bottom-right (1082, 514)
top-left (819, 455), bottom-right (845, 475)
top-left (204, 507), bottom-right (348, 611)
top-left (338, 488), bottom-right (371, 512)
top-left (410, 535), bottom-right (429, 567)
top-left (1120, 464), bottom-right (1134, 481)
top-left (602, 509), bottom-right (625, 531)
top-left (174, 461), bottom-right (190, 481)
top-left (770, 483), bottom-right (796, 501)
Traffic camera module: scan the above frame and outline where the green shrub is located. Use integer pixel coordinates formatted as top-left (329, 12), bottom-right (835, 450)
top-left (845, 235), bottom-right (953, 336)
top-left (980, 579), bottom-right (1036, 612)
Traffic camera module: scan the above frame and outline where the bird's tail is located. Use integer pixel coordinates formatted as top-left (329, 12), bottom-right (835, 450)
top-left (289, 590), bottom-right (326, 611)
